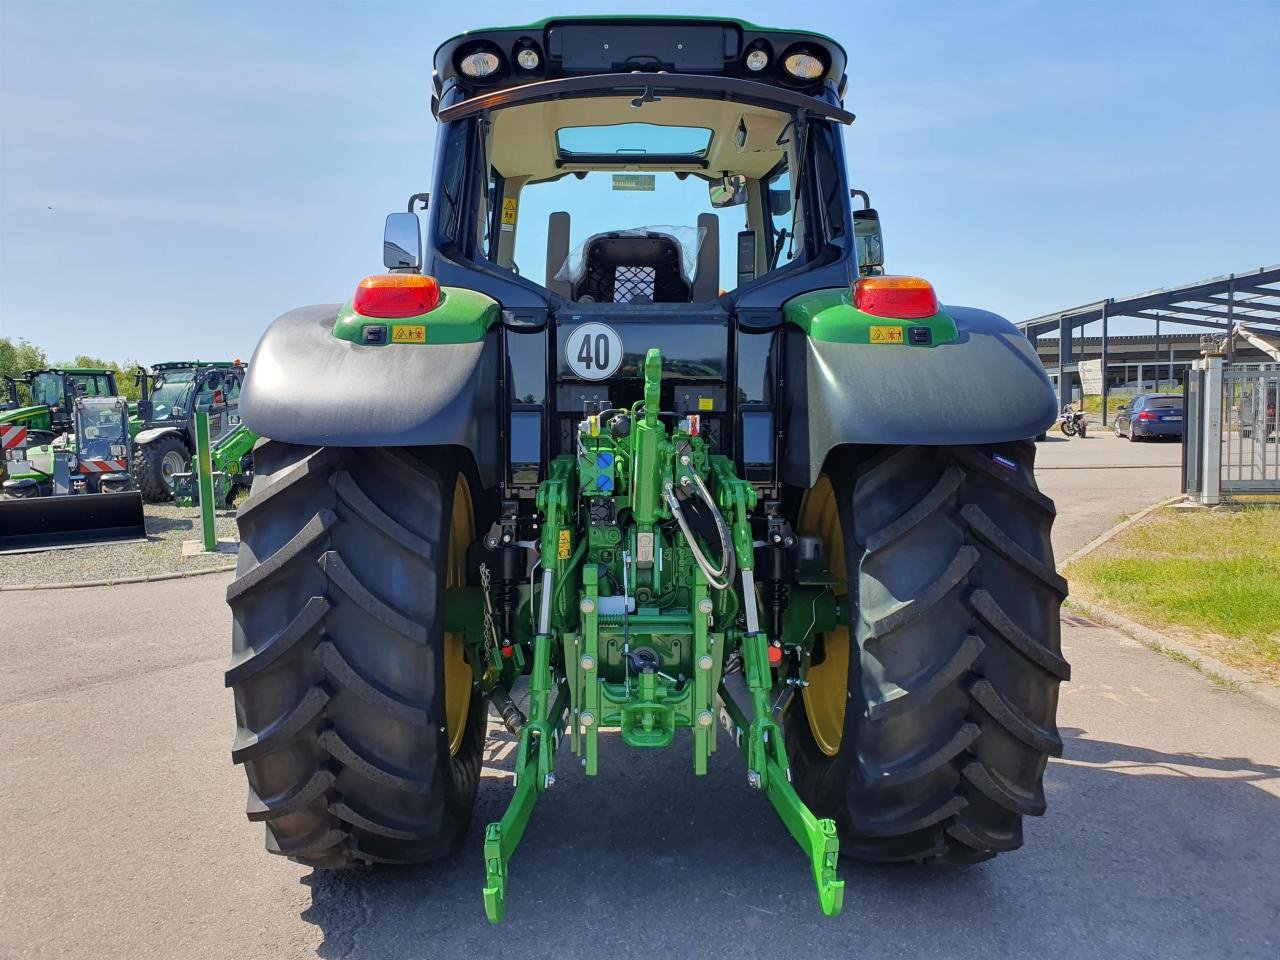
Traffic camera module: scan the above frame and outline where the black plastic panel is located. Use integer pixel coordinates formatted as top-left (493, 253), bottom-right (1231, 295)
top-left (239, 305), bottom-right (503, 488)
top-left (781, 305), bottom-right (1060, 486)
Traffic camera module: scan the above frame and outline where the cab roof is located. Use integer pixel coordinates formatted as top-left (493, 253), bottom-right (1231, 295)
top-left (433, 16), bottom-right (848, 106)
top-left (23, 367), bottom-right (115, 376)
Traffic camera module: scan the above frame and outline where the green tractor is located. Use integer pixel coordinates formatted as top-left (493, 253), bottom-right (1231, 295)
top-left (133, 361), bottom-right (257, 503)
top-left (0, 367), bottom-right (123, 448)
top-left (0, 392), bottom-right (146, 552)
top-left (225, 17), bottom-right (1067, 924)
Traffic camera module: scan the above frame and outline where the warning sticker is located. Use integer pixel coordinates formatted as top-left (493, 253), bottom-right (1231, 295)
top-left (612, 174), bottom-right (656, 192)
top-left (869, 325), bottom-right (904, 344)
top-left (392, 325), bottom-right (426, 343)
top-left (698, 397), bottom-right (714, 411)
top-left (557, 529), bottom-right (571, 561)
top-left (501, 198), bottom-right (518, 225)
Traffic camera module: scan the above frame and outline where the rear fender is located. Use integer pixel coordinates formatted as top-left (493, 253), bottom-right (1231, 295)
top-left (782, 293), bottom-right (1057, 486)
top-left (240, 301), bottom-right (502, 489)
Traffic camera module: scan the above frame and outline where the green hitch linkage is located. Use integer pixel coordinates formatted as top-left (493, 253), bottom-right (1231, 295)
top-left (717, 677), bottom-right (845, 917)
top-left (482, 646), bottom-right (569, 923)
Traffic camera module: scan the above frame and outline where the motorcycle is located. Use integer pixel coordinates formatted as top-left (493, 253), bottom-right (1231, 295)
top-left (1058, 404), bottom-right (1088, 437)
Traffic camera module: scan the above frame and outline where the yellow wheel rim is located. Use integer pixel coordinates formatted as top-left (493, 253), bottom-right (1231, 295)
top-left (798, 475), bottom-right (850, 757)
top-left (444, 475), bottom-right (474, 758)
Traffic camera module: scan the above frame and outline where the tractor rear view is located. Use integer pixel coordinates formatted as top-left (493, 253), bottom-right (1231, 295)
top-left (225, 16), bottom-right (1067, 923)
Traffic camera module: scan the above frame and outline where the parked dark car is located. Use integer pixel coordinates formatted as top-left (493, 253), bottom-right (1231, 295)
top-left (1114, 394), bottom-right (1184, 441)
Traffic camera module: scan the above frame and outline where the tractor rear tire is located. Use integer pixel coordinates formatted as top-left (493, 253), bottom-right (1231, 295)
top-left (787, 441), bottom-right (1069, 864)
top-left (135, 434), bottom-right (190, 503)
top-left (225, 440), bottom-right (485, 868)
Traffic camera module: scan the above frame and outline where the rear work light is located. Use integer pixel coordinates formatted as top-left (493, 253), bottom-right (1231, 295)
top-left (852, 276), bottom-right (939, 320)
top-left (460, 47), bottom-right (502, 78)
top-left (783, 49), bottom-right (825, 80)
top-left (352, 274), bottom-right (441, 318)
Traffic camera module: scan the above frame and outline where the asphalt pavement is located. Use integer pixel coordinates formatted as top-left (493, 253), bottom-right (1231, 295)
top-left (2, 431), bottom-right (1276, 960)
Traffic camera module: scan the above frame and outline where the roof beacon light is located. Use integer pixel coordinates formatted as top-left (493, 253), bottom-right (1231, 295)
top-left (352, 274), bottom-right (442, 319)
top-left (852, 276), bottom-right (940, 320)
top-left (745, 49), bottom-right (769, 72)
top-left (460, 48), bottom-right (501, 78)
top-left (783, 50), bottom-right (825, 80)
top-left (516, 47), bottom-right (541, 71)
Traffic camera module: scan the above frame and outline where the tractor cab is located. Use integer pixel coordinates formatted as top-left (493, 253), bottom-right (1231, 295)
top-left (136, 361), bottom-right (244, 429)
top-left (13, 367), bottom-right (120, 441)
top-left (358, 19), bottom-right (886, 495)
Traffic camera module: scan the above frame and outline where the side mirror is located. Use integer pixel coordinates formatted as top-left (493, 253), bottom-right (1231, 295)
top-left (383, 211), bottom-right (422, 270)
top-left (853, 207), bottom-right (884, 277)
top-left (709, 174), bottom-right (748, 209)
top-left (137, 400), bottom-right (154, 421)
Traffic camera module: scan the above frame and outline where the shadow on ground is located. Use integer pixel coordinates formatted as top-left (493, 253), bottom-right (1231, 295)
top-left (297, 724), bottom-right (1280, 960)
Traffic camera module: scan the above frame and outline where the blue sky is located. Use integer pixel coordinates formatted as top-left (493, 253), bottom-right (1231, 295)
top-left (1, 0), bottom-right (1277, 364)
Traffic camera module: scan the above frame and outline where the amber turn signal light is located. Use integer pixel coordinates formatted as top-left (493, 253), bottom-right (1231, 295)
top-left (352, 274), bottom-right (441, 319)
top-left (852, 275), bottom-right (939, 320)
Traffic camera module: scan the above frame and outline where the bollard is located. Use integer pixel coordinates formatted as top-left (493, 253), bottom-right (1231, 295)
top-left (195, 410), bottom-right (217, 551)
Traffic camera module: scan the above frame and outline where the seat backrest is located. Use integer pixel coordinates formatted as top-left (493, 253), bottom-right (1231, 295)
top-left (574, 234), bottom-right (691, 304)
top-left (546, 212), bottom-right (572, 298)
top-left (691, 213), bottom-right (719, 301)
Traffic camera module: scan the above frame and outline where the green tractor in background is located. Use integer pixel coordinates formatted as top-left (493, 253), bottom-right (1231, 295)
top-left (0, 367), bottom-right (124, 448)
top-left (133, 361), bottom-right (257, 503)
top-left (1, 367), bottom-right (126, 485)
top-left (0, 391), bottom-right (146, 552)
top-left (225, 17), bottom-right (1067, 924)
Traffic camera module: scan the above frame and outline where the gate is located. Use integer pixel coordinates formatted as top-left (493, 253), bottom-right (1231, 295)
top-left (1185, 359), bottom-right (1280, 502)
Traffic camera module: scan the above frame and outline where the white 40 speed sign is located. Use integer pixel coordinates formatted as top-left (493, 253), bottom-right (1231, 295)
top-left (565, 322), bottom-right (623, 381)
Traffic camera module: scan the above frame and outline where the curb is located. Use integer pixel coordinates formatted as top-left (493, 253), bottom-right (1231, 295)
top-left (1064, 596), bottom-right (1280, 713)
top-left (1057, 495), bottom-right (1185, 570)
top-left (0, 562), bottom-right (237, 592)
top-left (1058, 497), bottom-right (1280, 712)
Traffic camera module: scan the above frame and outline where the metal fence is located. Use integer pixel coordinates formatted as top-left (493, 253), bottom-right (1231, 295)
top-left (1221, 364), bottom-right (1280, 493)
top-left (1184, 359), bottom-right (1280, 502)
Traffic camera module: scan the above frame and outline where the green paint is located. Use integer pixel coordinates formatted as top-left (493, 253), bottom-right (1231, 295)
top-left (195, 411), bottom-right (217, 550)
top-left (0, 404), bottom-right (53, 432)
top-left (331, 287), bottom-right (500, 346)
top-left (474, 349), bottom-right (842, 922)
top-left (784, 287), bottom-right (959, 346)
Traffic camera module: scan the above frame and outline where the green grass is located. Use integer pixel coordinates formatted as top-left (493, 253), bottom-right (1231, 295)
top-left (1068, 506), bottom-right (1280, 684)
top-left (1081, 394), bottom-right (1132, 416)
top-left (1080, 386), bottom-right (1184, 416)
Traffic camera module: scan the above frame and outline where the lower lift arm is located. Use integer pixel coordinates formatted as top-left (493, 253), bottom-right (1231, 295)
top-left (712, 459), bottom-right (844, 917)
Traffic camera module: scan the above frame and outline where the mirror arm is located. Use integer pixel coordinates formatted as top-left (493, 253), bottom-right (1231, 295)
top-left (407, 192), bottom-right (430, 213)
top-left (849, 189), bottom-right (870, 210)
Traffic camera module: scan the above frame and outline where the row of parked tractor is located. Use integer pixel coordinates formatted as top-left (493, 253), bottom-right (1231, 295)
top-left (0, 361), bottom-right (257, 552)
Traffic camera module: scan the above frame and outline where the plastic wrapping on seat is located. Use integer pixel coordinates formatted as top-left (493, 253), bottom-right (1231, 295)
top-left (554, 225), bottom-right (706, 304)
top-left (554, 225), bottom-right (705, 285)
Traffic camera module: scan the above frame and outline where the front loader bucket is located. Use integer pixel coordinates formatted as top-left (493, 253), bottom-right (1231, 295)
top-left (0, 491), bottom-right (147, 554)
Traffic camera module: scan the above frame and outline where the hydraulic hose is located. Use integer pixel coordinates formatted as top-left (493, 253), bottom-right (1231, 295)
top-left (664, 476), bottom-right (736, 591)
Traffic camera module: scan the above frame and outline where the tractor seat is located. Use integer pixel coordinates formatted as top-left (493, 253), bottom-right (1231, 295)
top-left (574, 233), bottom-right (692, 305)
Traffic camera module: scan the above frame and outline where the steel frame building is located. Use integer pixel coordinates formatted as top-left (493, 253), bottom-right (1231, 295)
top-left (1018, 265), bottom-right (1280, 424)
